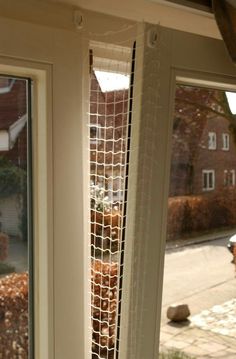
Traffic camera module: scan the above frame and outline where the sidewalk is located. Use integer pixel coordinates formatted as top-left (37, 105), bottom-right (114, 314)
top-left (161, 233), bottom-right (236, 358)
top-left (165, 229), bottom-right (236, 252)
top-left (160, 298), bottom-right (236, 358)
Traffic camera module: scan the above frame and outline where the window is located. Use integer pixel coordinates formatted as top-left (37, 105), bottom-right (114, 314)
top-left (0, 78), bottom-right (15, 94)
top-left (229, 170), bottom-right (235, 186)
top-left (90, 124), bottom-right (101, 144)
top-left (222, 133), bottom-right (230, 150)
top-left (225, 169), bottom-right (235, 186)
top-left (208, 132), bottom-right (217, 150)
top-left (224, 170), bottom-right (228, 186)
top-left (89, 48), bottom-right (132, 359)
top-left (202, 170), bottom-right (215, 190)
top-left (0, 76), bottom-right (33, 358)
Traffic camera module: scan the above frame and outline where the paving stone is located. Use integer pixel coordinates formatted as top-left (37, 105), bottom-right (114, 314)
top-left (161, 324), bottom-right (188, 335)
top-left (163, 339), bottom-right (190, 350)
top-left (184, 345), bottom-right (207, 356)
top-left (209, 351), bottom-right (230, 358)
top-left (226, 347), bottom-right (236, 353)
top-left (194, 338), bottom-right (212, 345)
top-left (191, 299), bottom-right (236, 338)
top-left (199, 342), bottom-right (227, 353)
top-left (174, 334), bottom-right (195, 344)
top-left (159, 332), bottom-right (173, 343)
top-left (184, 327), bottom-right (208, 338)
top-left (161, 299), bottom-right (236, 359)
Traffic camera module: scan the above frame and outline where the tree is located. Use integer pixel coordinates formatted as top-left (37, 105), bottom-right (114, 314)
top-left (170, 85), bottom-right (236, 196)
top-left (0, 156), bottom-right (27, 241)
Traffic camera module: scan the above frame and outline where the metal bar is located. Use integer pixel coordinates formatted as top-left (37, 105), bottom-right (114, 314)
top-left (115, 41), bottom-right (136, 359)
top-left (27, 78), bottom-right (35, 359)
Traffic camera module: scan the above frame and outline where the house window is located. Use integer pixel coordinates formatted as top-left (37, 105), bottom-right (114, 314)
top-left (90, 124), bottom-right (101, 144)
top-left (208, 132), bottom-right (217, 150)
top-left (224, 170), bottom-right (228, 186)
top-left (229, 170), bottom-right (235, 186)
top-left (0, 76), bottom-right (33, 357)
top-left (222, 133), bottom-right (230, 150)
top-left (0, 77), bottom-right (15, 94)
top-left (202, 170), bottom-right (215, 190)
top-left (227, 170), bottom-right (236, 186)
top-left (224, 169), bottom-right (235, 186)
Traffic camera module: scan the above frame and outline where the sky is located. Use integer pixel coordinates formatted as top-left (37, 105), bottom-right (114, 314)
top-left (95, 70), bottom-right (130, 92)
top-left (226, 92), bottom-right (236, 114)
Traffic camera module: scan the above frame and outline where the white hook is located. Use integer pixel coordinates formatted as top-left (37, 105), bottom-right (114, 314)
top-left (74, 10), bottom-right (83, 30)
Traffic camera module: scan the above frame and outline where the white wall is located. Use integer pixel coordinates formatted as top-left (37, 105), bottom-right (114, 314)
top-left (0, 9), bottom-right (85, 359)
top-left (52, 0), bottom-right (221, 39)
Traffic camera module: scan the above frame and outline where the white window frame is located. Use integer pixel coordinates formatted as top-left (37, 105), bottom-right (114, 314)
top-left (202, 169), bottom-right (215, 191)
top-left (120, 24), bottom-right (236, 359)
top-left (224, 169), bottom-right (228, 186)
top-left (208, 131), bottom-right (217, 150)
top-left (89, 123), bottom-right (101, 144)
top-left (0, 60), bottom-right (53, 359)
top-left (222, 133), bottom-right (230, 150)
top-left (3, 14), bottom-right (236, 359)
top-left (223, 169), bottom-right (235, 186)
top-left (230, 169), bottom-right (235, 186)
top-left (0, 12), bottom-right (87, 359)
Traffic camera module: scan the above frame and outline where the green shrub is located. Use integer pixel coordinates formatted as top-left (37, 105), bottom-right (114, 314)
top-left (0, 262), bottom-right (15, 275)
top-left (0, 272), bottom-right (28, 357)
top-left (0, 157), bottom-right (26, 198)
top-left (0, 156), bottom-right (27, 241)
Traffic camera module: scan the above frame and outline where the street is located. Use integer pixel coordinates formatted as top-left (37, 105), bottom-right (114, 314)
top-left (161, 237), bottom-right (236, 323)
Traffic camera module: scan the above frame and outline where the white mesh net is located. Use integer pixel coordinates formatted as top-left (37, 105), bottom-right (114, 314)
top-left (88, 41), bottom-right (134, 359)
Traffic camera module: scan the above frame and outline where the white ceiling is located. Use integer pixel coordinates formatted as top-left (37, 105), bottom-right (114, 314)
top-left (51, 0), bottom-right (221, 39)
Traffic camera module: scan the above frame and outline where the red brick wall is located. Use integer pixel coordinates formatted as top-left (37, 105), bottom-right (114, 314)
top-left (169, 86), bottom-right (236, 197)
top-left (89, 72), bottom-right (129, 194)
top-left (193, 116), bottom-right (236, 194)
top-left (0, 79), bottom-right (27, 169)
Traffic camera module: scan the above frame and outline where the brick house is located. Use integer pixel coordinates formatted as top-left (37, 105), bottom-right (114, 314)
top-left (169, 85), bottom-right (236, 197)
top-left (0, 78), bottom-right (27, 236)
top-left (193, 116), bottom-right (236, 194)
top-left (0, 78), bottom-right (27, 169)
top-left (90, 78), bottom-right (236, 202)
top-left (90, 71), bottom-right (129, 202)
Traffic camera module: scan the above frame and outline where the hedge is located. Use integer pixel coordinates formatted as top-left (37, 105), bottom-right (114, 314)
top-left (167, 189), bottom-right (236, 241)
top-left (0, 273), bottom-right (28, 359)
top-left (0, 262), bottom-right (119, 358)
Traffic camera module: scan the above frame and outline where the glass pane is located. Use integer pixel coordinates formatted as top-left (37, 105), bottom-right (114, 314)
top-left (160, 84), bottom-right (236, 357)
top-left (203, 172), bottom-right (207, 189)
top-left (0, 76), bottom-right (32, 358)
top-left (89, 45), bottom-right (133, 359)
top-left (209, 172), bottom-right (213, 188)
